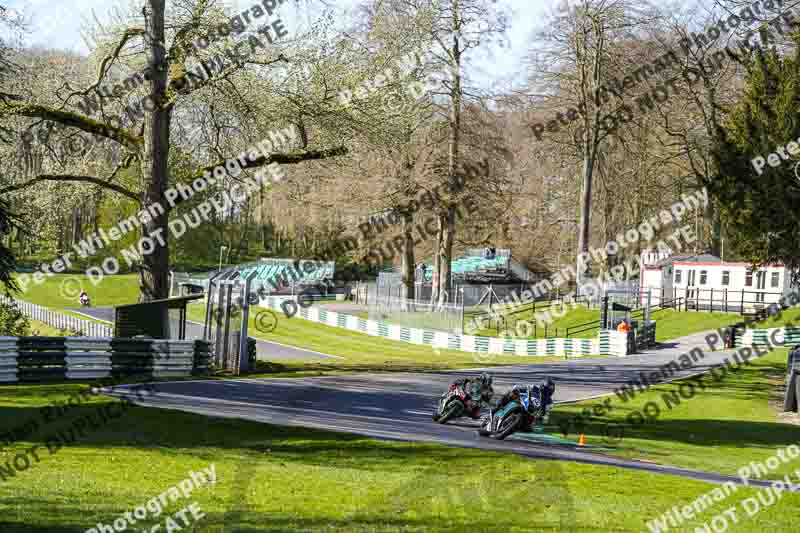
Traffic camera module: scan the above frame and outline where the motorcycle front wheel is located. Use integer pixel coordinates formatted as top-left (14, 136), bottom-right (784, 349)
top-left (493, 412), bottom-right (522, 440)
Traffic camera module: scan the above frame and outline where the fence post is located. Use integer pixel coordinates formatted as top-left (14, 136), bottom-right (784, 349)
top-left (741, 291), bottom-right (745, 314)
top-left (710, 288), bottom-right (714, 313)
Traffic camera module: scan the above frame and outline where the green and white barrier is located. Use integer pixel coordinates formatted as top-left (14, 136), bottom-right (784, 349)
top-left (736, 327), bottom-right (800, 348)
top-left (259, 297), bottom-right (637, 358)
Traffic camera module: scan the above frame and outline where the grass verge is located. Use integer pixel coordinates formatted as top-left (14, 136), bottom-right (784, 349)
top-left (549, 347), bottom-right (800, 477)
top-left (186, 304), bottom-right (577, 374)
top-left (474, 305), bottom-right (745, 342)
top-left (0, 382), bottom-right (797, 532)
top-left (12, 273), bottom-right (140, 310)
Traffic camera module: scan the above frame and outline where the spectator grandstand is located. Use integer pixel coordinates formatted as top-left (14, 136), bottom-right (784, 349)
top-left (418, 248), bottom-right (540, 284)
top-left (235, 258), bottom-right (335, 293)
top-left (170, 257), bottom-right (336, 297)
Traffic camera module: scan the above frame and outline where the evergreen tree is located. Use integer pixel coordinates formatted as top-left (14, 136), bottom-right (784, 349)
top-left (711, 39), bottom-right (800, 277)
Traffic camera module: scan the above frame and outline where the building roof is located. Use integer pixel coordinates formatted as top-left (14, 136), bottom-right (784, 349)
top-left (652, 254), bottom-right (719, 267)
top-left (652, 254), bottom-right (787, 269)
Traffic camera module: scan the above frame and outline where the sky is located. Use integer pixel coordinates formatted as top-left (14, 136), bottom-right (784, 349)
top-left (3, 0), bottom-right (551, 90)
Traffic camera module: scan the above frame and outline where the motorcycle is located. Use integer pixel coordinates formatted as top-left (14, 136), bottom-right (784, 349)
top-left (478, 385), bottom-right (553, 440)
top-left (80, 297), bottom-right (91, 308)
top-left (432, 383), bottom-right (470, 423)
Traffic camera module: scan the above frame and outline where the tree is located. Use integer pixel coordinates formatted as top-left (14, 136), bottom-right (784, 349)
top-left (0, 3), bottom-right (23, 292)
top-left (0, 0), bottom-right (347, 300)
top-left (712, 40), bottom-right (800, 275)
top-left (530, 0), bottom-right (650, 289)
top-left (381, 0), bottom-right (505, 306)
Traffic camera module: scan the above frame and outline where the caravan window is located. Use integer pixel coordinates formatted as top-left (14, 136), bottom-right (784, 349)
top-left (699, 271), bottom-right (707, 285)
top-left (745, 270), bottom-right (753, 287)
top-left (772, 272), bottom-right (780, 288)
top-left (722, 271), bottom-right (730, 285)
top-left (674, 270), bottom-right (682, 284)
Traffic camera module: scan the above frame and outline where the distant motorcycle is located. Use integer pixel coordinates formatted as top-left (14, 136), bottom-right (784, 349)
top-left (432, 383), bottom-right (469, 424)
top-left (478, 380), bottom-right (555, 440)
top-left (432, 374), bottom-right (493, 424)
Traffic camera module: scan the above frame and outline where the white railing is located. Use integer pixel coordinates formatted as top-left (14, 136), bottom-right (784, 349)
top-left (0, 296), bottom-right (113, 337)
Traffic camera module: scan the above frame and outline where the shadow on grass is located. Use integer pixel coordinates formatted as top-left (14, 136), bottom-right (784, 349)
top-left (549, 358), bottom-right (799, 451)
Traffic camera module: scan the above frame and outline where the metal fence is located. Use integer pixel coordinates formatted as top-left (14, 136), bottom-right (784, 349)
top-left (368, 295), bottom-right (464, 334)
top-left (579, 280), bottom-right (642, 308)
top-left (650, 287), bottom-right (786, 314)
top-left (578, 286), bottom-right (788, 315)
top-left (363, 274), bottom-right (545, 308)
top-left (170, 271), bottom-right (213, 296)
top-left (0, 296), bottom-right (113, 337)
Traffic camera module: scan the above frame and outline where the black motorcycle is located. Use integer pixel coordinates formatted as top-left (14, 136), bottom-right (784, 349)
top-left (478, 381), bottom-right (555, 440)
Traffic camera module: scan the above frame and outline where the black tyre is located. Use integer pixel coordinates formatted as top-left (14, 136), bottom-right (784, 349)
top-left (493, 412), bottom-right (522, 440)
top-left (785, 370), bottom-right (799, 412)
top-left (437, 399), bottom-right (464, 424)
top-left (432, 412), bottom-right (441, 422)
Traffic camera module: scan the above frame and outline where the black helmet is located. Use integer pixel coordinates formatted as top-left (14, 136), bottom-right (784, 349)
top-left (543, 378), bottom-right (556, 399)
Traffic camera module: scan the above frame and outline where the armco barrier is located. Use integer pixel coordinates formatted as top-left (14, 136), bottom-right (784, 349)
top-left (0, 337), bottom-right (211, 383)
top-left (258, 296), bottom-right (635, 357)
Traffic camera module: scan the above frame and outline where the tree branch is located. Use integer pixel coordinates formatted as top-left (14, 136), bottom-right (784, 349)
top-left (0, 174), bottom-right (140, 202)
top-left (0, 98), bottom-right (142, 151)
top-left (198, 146), bottom-right (350, 176)
top-left (62, 28), bottom-right (146, 109)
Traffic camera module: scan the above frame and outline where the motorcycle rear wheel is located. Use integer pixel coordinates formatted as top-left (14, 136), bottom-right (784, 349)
top-left (437, 399), bottom-right (464, 424)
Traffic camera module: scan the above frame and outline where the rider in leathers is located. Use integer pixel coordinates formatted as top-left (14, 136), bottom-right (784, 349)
top-left (491, 378), bottom-right (556, 425)
top-left (450, 373), bottom-right (494, 419)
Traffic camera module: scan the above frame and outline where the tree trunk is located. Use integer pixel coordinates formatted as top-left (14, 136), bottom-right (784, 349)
top-left (400, 211), bottom-right (416, 300)
top-left (435, 0), bottom-right (462, 308)
top-left (138, 0), bottom-right (171, 301)
top-left (576, 153), bottom-right (595, 287)
top-left (433, 208), bottom-right (455, 305)
top-left (575, 18), bottom-right (604, 292)
top-left (706, 193), bottom-right (721, 256)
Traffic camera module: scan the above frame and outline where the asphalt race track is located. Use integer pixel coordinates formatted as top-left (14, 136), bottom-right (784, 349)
top-left (103, 329), bottom-right (796, 489)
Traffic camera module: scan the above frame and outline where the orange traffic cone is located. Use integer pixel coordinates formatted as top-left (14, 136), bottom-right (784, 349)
top-left (578, 434), bottom-right (586, 447)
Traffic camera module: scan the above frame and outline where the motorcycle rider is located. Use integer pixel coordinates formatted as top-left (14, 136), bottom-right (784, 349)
top-left (491, 378), bottom-right (556, 424)
top-left (79, 290), bottom-right (90, 307)
top-left (447, 372), bottom-right (494, 419)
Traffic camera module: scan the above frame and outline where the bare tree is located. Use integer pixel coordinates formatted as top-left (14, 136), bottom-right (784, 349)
top-left (0, 0), bottom-right (347, 300)
top-left (529, 0), bottom-right (652, 287)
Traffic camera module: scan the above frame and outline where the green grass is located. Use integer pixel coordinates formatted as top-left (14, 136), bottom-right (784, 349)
top-left (752, 305), bottom-right (800, 329)
top-left (550, 347), bottom-right (800, 476)
top-left (187, 303), bottom-right (576, 374)
top-left (0, 382), bottom-right (798, 532)
top-left (26, 319), bottom-right (65, 336)
top-left (12, 273), bottom-right (140, 310)
top-left (473, 304), bottom-right (741, 342)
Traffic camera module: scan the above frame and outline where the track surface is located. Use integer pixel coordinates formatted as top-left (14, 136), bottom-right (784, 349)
top-left (105, 328), bottom-right (795, 489)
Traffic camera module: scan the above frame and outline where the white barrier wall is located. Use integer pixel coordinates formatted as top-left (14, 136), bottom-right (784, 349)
top-left (258, 297), bottom-right (630, 358)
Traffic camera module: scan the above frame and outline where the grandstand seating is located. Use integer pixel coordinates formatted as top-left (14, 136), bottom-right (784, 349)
top-left (420, 249), bottom-right (517, 282)
top-left (233, 258), bottom-right (335, 289)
